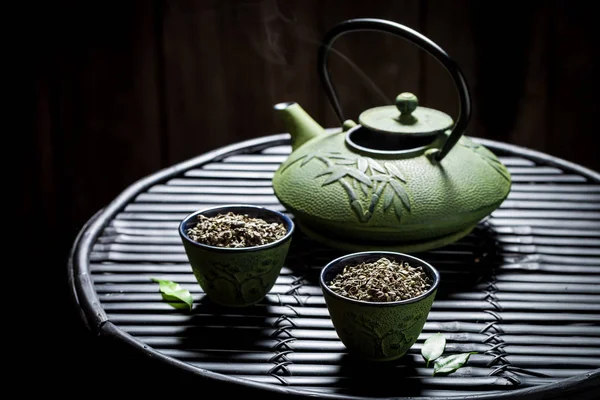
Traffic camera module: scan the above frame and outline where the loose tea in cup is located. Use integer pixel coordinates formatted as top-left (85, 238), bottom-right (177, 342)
top-left (186, 212), bottom-right (287, 248)
top-left (327, 257), bottom-right (432, 302)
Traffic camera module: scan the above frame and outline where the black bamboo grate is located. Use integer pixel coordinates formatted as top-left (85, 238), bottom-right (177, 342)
top-left (68, 133), bottom-right (600, 399)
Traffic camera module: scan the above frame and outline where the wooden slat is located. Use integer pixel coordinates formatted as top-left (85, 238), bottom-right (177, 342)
top-left (506, 192), bottom-right (600, 202)
top-left (491, 209), bottom-right (600, 220)
top-left (134, 193), bottom-right (278, 203)
top-left (499, 200), bottom-right (600, 210)
top-left (202, 163), bottom-right (280, 171)
top-left (149, 185), bottom-right (275, 194)
top-left (184, 170), bottom-right (275, 179)
top-left (509, 184), bottom-right (600, 193)
top-left (166, 178), bottom-right (274, 187)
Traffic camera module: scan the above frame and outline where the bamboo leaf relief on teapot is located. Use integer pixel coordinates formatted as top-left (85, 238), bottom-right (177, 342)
top-left (281, 151), bottom-right (412, 223)
top-left (459, 137), bottom-right (511, 182)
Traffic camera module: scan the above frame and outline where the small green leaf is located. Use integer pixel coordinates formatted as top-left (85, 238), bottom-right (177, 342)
top-left (421, 333), bottom-right (446, 367)
top-left (433, 352), bottom-right (477, 376)
top-left (151, 278), bottom-right (193, 311)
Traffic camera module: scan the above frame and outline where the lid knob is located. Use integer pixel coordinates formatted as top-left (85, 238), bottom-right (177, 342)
top-left (358, 91), bottom-right (454, 137)
top-left (395, 92), bottom-right (418, 125)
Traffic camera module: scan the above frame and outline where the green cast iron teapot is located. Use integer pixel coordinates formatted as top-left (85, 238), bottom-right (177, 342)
top-left (272, 18), bottom-right (511, 252)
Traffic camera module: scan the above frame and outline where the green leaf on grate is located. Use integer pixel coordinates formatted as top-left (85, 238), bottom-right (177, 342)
top-left (433, 352), bottom-right (477, 376)
top-left (421, 332), bottom-right (446, 367)
top-left (151, 278), bottom-right (193, 311)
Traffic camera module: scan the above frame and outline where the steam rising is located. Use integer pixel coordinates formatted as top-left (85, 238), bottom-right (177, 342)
top-left (234, 0), bottom-right (390, 104)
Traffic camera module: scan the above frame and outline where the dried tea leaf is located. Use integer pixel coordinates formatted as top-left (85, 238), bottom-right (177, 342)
top-left (433, 352), bottom-right (477, 376)
top-left (152, 278), bottom-right (193, 311)
top-left (421, 333), bottom-right (446, 367)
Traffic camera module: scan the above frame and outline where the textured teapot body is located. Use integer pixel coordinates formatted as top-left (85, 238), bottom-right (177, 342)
top-left (272, 128), bottom-right (511, 244)
top-left (272, 18), bottom-right (512, 250)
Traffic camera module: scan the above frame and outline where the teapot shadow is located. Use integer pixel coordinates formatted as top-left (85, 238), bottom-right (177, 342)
top-left (286, 219), bottom-right (502, 295)
top-left (412, 221), bottom-right (502, 297)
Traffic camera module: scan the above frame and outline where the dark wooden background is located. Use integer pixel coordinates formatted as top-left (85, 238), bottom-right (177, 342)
top-left (25, 0), bottom-right (599, 395)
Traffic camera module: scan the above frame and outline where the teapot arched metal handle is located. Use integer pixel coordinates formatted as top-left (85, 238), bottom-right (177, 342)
top-left (318, 18), bottom-right (471, 161)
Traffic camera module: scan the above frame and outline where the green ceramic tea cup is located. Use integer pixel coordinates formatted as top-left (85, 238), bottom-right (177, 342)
top-left (320, 251), bottom-right (440, 362)
top-left (179, 204), bottom-right (294, 307)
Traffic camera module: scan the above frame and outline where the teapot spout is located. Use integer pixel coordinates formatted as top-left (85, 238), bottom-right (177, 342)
top-left (274, 102), bottom-right (326, 151)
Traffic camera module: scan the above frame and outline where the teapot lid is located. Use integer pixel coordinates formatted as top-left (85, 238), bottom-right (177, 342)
top-left (358, 92), bottom-right (453, 137)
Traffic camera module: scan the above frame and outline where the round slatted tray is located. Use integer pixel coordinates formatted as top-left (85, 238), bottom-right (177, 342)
top-left (68, 133), bottom-right (600, 399)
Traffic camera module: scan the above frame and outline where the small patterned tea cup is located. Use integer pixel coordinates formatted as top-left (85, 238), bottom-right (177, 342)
top-left (320, 251), bottom-right (440, 362)
top-left (179, 204), bottom-right (294, 307)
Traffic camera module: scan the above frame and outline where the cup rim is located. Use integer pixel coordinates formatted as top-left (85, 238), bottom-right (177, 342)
top-left (178, 204), bottom-right (295, 253)
top-left (319, 251), bottom-right (440, 307)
